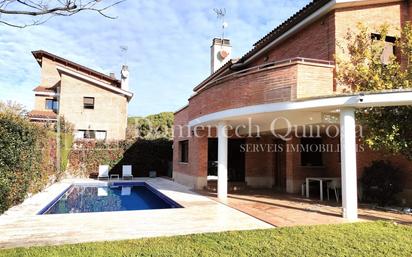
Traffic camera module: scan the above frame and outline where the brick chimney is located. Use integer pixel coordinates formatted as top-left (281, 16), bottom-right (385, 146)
top-left (211, 38), bottom-right (231, 74)
top-left (120, 65), bottom-right (129, 91)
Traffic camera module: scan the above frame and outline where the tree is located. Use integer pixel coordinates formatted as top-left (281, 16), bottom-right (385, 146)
top-left (336, 23), bottom-right (412, 159)
top-left (127, 112), bottom-right (174, 140)
top-left (0, 0), bottom-right (123, 28)
top-left (0, 100), bottom-right (26, 116)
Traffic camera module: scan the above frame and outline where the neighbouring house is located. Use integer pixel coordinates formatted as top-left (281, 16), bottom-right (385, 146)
top-left (173, 0), bottom-right (412, 220)
top-left (28, 50), bottom-right (133, 140)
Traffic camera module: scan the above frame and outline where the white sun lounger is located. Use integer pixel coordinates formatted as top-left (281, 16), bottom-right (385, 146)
top-left (122, 165), bottom-right (133, 180)
top-left (98, 165), bottom-right (109, 180)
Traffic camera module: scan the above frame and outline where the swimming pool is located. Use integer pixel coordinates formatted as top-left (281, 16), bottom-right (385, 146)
top-left (38, 182), bottom-right (181, 214)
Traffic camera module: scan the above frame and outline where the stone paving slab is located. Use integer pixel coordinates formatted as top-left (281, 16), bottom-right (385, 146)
top-left (0, 178), bottom-right (273, 249)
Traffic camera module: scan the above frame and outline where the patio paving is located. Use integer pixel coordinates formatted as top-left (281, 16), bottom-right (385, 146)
top-left (0, 178), bottom-right (272, 249)
top-left (199, 189), bottom-right (412, 227)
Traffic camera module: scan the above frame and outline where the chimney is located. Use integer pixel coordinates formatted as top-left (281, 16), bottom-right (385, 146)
top-left (210, 38), bottom-right (231, 74)
top-left (120, 65), bottom-right (129, 91)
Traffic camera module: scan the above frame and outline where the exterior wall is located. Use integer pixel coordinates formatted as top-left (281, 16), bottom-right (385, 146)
top-left (244, 136), bottom-right (274, 188)
top-left (284, 137), bottom-right (412, 203)
top-left (334, 2), bottom-right (403, 92)
top-left (250, 12), bottom-right (336, 66)
top-left (173, 107), bottom-right (208, 190)
top-left (173, 1), bottom-right (412, 196)
top-left (283, 135), bottom-right (326, 193)
top-left (323, 136), bottom-right (412, 204)
top-left (189, 62), bottom-right (333, 120)
top-left (189, 64), bottom-right (297, 120)
top-left (58, 73), bottom-right (127, 140)
top-left (34, 95), bottom-right (49, 111)
top-left (40, 57), bottom-right (61, 88)
top-left (296, 64), bottom-right (334, 99)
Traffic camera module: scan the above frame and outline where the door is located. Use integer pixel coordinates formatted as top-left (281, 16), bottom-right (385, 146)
top-left (207, 138), bottom-right (245, 182)
top-left (228, 139), bottom-right (246, 182)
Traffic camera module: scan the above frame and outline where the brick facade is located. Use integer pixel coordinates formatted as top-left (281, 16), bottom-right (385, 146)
top-left (189, 61), bottom-right (334, 120)
top-left (173, 1), bottom-right (412, 201)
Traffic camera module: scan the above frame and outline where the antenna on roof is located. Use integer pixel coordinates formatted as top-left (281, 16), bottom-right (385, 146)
top-left (213, 8), bottom-right (228, 44)
top-left (120, 45), bottom-right (128, 65)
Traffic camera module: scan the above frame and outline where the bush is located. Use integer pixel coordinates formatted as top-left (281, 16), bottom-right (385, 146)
top-left (68, 140), bottom-right (128, 177)
top-left (361, 160), bottom-right (404, 206)
top-left (0, 112), bottom-right (57, 213)
top-left (68, 139), bottom-right (173, 178)
top-left (112, 138), bottom-right (173, 177)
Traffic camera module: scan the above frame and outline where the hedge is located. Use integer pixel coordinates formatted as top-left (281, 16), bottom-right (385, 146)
top-left (68, 138), bottom-right (173, 178)
top-left (0, 113), bottom-right (58, 213)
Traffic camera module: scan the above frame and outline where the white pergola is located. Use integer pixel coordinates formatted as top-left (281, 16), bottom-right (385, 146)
top-left (189, 91), bottom-right (412, 220)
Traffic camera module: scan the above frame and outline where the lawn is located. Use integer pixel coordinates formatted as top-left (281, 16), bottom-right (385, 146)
top-left (1, 221), bottom-right (411, 257)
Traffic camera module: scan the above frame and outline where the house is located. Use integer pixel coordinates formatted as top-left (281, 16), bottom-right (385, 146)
top-left (173, 0), bottom-right (412, 220)
top-left (28, 50), bottom-right (133, 140)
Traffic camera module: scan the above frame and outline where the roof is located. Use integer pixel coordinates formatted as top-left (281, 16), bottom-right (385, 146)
top-left (32, 50), bottom-right (121, 88)
top-left (33, 86), bottom-right (56, 92)
top-left (191, 0), bottom-right (333, 93)
top-left (251, 0), bottom-right (331, 51)
top-left (56, 65), bottom-right (133, 101)
top-left (193, 58), bottom-right (238, 92)
top-left (27, 110), bottom-right (57, 120)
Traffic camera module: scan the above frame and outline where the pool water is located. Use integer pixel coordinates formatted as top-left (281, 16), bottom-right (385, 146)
top-left (40, 182), bottom-right (181, 214)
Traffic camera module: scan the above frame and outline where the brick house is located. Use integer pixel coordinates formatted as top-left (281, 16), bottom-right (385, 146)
top-left (173, 0), bottom-right (412, 220)
top-left (28, 50), bottom-right (133, 140)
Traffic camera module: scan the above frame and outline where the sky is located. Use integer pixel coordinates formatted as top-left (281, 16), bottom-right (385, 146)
top-left (0, 0), bottom-right (309, 116)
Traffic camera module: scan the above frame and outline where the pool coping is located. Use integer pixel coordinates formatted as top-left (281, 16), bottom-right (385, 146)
top-left (0, 178), bottom-right (273, 249)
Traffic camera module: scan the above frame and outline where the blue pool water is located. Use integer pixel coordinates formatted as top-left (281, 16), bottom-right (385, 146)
top-left (39, 182), bottom-right (181, 214)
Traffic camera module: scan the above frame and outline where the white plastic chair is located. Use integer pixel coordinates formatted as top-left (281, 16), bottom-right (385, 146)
top-left (122, 165), bottom-right (133, 180)
top-left (327, 179), bottom-right (341, 202)
top-left (98, 165), bottom-right (109, 180)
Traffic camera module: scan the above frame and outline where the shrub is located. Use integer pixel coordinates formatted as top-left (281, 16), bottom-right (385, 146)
top-left (55, 117), bottom-right (74, 173)
top-left (68, 138), bottom-right (173, 178)
top-left (112, 138), bottom-right (173, 177)
top-left (68, 140), bottom-right (127, 177)
top-left (361, 160), bottom-right (404, 206)
top-left (0, 112), bottom-right (57, 213)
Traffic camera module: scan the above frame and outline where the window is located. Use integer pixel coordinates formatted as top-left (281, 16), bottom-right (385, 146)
top-left (83, 97), bottom-right (95, 109)
top-left (74, 130), bottom-right (106, 140)
top-left (45, 99), bottom-right (58, 111)
top-left (84, 130), bottom-right (96, 139)
top-left (301, 138), bottom-right (323, 166)
top-left (95, 130), bottom-right (107, 140)
top-left (179, 140), bottom-right (189, 163)
top-left (371, 33), bottom-right (396, 65)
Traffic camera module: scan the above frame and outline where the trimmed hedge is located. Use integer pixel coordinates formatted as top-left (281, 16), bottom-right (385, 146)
top-left (0, 113), bottom-right (57, 213)
top-left (68, 138), bottom-right (172, 178)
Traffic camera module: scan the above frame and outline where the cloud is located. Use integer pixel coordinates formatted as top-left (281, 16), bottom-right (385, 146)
top-left (0, 0), bottom-right (308, 116)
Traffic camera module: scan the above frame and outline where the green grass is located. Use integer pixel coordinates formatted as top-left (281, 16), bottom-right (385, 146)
top-left (1, 221), bottom-right (411, 257)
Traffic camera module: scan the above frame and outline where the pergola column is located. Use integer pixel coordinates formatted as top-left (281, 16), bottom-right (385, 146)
top-left (217, 122), bottom-right (228, 199)
top-left (340, 108), bottom-right (358, 220)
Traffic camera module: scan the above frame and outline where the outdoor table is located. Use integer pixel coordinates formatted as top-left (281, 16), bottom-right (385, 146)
top-left (305, 177), bottom-right (339, 201)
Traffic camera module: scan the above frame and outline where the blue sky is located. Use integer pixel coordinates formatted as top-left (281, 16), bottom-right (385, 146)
top-left (0, 0), bottom-right (308, 116)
